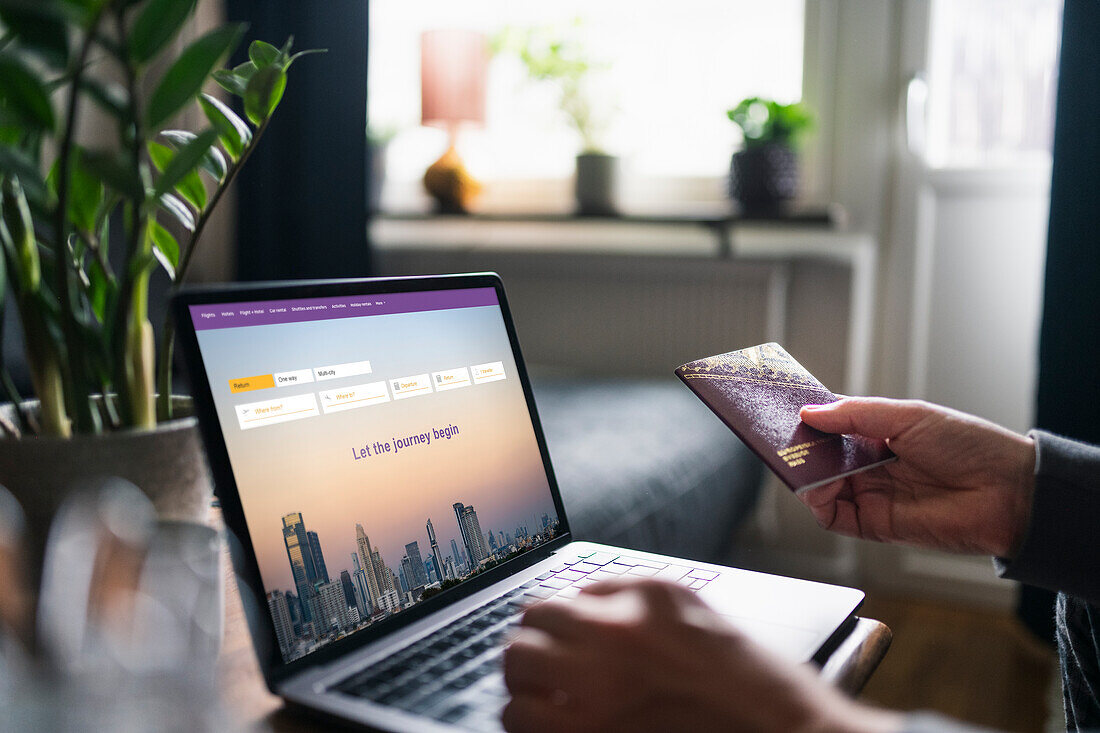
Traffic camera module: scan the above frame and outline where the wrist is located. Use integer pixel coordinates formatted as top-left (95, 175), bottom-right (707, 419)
top-left (997, 433), bottom-right (1036, 558)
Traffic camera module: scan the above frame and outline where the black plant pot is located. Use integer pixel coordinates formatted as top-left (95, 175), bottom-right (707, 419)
top-left (729, 143), bottom-right (799, 213)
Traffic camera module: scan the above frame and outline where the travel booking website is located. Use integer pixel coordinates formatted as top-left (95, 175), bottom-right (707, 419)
top-left (190, 288), bottom-right (561, 663)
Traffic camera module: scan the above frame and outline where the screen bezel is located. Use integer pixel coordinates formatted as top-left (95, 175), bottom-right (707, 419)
top-left (172, 273), bottom-right (573, 686)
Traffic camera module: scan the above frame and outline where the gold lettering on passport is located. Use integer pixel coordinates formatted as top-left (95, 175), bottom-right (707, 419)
top-left (777, 437), bottom-right (833, 468)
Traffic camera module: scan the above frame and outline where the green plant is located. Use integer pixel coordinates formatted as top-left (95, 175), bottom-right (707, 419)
top-left (727, 97), bottom-right (814, 149)
top-left (0, 0), bottom-right (320, 438)
top-left (493, 24), bottom-right (609, 154)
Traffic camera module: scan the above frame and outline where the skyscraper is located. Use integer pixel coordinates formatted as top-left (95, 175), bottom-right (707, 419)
top-left (307, 530), bottom-right (330, 584)
top-left (498, 531), bottom-right (506, 550)
top-left (267, 590), bottom-right (295, 657)
top-left (453, 502), bottom-right (489, 567)
top-left (487, 530), bottom-right (498, 553)
top-left (404, 540), bottom-right (429, 588)
top-left (339, 570), bottom-right (357, 613)
top-left (425, 554), bottom-right (440, 584)
top-left (355, 523), bottom-right (382, 607)
top-left (282, 513), bottom-right (319, 621)
top-left (426, 518), bottom-right (443, 581)
top-left (311, 579), bottom-right (354, 633)
top-left (350, 552), bottom-right (372, 616)
top-left (398, 558), bottom-right (411, 594)
top-left (450, 538), bottom-right (464, 573)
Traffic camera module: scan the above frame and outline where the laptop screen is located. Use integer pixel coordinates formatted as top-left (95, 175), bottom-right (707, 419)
top-left (188, 286), bottom-right (561, 664)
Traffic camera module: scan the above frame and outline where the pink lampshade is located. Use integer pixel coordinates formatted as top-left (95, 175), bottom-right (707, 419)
top-left (420, 29), bottom-right (488, 128)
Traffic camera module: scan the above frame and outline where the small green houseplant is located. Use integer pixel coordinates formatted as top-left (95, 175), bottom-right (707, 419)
top-left (726, 97), bottom-right (814, 211)
top-left (0, 0), bottom-right (317, 439)
top-left (494, 24), bottom-right (618, 214)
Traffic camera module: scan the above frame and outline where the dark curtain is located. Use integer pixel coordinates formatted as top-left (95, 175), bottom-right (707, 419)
top-left (1018, 0), bottom-right (1100, 645)
top-left (224, 0), bottom-right (372, 281)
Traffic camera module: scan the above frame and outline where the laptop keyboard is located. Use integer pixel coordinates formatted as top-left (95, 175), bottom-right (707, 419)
top-left (331, 550), bottom-right (720, 729)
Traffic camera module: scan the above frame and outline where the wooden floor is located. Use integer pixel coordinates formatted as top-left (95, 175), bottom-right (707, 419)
top-left (858, 593), bottom-right (1059, 733)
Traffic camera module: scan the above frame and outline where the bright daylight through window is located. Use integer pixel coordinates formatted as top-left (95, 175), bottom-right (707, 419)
top-left (368, 0), bottom-right (804, 207)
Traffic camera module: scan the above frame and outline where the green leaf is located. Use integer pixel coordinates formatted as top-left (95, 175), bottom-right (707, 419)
top-left (0, 143), bottom-right (49, 203)
top-left (283, 48), bottom-right (326, 70)
top-left (50, 150), bottom-right (103, 233)
top-left (0, 177), bottom-right (40, 293)
top-left (147, 140), bottom-right (173, 172)
top-left (0, 0), bottom-right (90, 26)
top-left (148, 140), bottom-right (203, 210)
top-left (0, 54), bottom-right (56, 131)
top-left (243, 64), bottom-right (285, 125)
top-left (211, 69), bottom-right (246, 97)
top-left (174, 167), bottom-right (206, 211)
top-left (248, 39), bottom-right (279, 68)
top-left (149, 219), bottom-right (178, 279)
top-left (232, 60), bottom-right (257, 80)
top-left (87, 253), bottom-right (115, 323)
top-left (78, 149), bottom-right (143, 199)
top-left (0, 7), bottom-right (69, 67)
top-left (79, 76), bottom-right (127, 120)
top-left (128, 0), bottom-right (197, 64)
top-left (145, 24), bottom-right (245, 131)
top-left (159, 128), bottom-right (226, 181)
top-left (199, 93), bottom-right (250, 159)
top-left (152, 128), bottom-right (216, 199)
top-left (157, 192), bottom-right (194, 231)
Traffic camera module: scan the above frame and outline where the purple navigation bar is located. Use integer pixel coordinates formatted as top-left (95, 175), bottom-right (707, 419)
top-left (189, 287), bottom-right (499, 331)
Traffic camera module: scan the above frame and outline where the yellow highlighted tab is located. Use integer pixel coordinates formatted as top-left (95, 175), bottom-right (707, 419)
top-left (229, 374), bottom-right (275, 393)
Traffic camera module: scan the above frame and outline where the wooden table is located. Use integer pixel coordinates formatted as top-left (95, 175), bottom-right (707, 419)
top-left (218, 554), bottom-right (892, 731)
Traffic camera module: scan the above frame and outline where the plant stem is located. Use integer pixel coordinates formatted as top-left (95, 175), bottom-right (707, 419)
top-left (110, 10), bottom-right (150, 429)
top-left (53, 13), bottom-right (106, 434)
top-left (155, 116), bottom-right (272, 422)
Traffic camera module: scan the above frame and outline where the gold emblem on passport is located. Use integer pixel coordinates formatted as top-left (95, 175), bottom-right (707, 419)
top-left (679, 343), bottom-right (823, 390)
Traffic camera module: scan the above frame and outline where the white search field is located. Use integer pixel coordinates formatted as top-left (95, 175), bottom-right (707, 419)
top-left (313, 360), bottom-right (372, 382)
top-left (432, 367), bottom-right (472, 392)
top-left (390, 374), bottom-right (433, 400)
top-left (274, 368), bottom-right (314, 388)
top-left (319, 381), bottom-right (390, 414)
top-left (235, 393), bottom-right (319, 430)
top-left (471, 361), bottom-right (506, 384)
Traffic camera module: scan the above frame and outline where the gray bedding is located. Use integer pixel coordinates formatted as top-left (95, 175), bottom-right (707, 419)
top-left (531, 377), bottom-right (765, 563)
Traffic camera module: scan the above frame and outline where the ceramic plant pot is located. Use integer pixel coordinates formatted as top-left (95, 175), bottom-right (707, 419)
top-left (574, 152), bottom-right (620, 216)
top-left (729, 142), bottom-right (799, 212)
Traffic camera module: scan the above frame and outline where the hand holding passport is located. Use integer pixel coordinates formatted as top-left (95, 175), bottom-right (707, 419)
top-left (676, 343), bottom-right (895, 493)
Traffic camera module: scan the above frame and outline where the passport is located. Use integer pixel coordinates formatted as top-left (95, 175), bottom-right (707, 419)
top-left (675, 343), bottom-right (895, 493)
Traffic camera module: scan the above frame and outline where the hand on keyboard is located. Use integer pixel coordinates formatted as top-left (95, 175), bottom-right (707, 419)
top-left (501, 577), bottom-right (900, 733)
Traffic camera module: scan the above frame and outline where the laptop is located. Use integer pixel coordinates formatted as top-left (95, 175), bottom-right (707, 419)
top-left (172, 273), bottom-right (864, 731)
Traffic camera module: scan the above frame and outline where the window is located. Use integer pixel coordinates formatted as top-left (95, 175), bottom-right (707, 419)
top-left (926, 0), bottom-right (1062, 167)
top-left (369, 1), bottom-right (804, 206)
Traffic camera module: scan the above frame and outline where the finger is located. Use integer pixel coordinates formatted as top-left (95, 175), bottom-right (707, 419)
top-left (797, 480), bottom-right (867, 537)
top-left (502, 693), bottom-right (581, 733)
top-left (800, 397), bottom-right (931, 439)
top-left (503, 628), bottom-right (571, 695)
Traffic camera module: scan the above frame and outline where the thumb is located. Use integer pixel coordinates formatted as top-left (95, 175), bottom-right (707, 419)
top-left (800, 397), bottom-right (931, 440)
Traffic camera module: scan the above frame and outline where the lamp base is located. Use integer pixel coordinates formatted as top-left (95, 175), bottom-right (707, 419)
top-left (423, 144), bottom-right (482, 214)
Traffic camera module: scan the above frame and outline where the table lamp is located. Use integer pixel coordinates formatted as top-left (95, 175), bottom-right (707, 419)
top-left (420, 29), bottom-right (488, 213)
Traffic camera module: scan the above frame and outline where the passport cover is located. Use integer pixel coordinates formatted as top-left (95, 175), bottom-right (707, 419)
top-left (675, 343), bottom-right (895, 493)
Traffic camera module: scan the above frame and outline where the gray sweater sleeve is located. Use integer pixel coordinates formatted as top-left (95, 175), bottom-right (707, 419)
top-left (993, 430), bottom-right (1100, 605)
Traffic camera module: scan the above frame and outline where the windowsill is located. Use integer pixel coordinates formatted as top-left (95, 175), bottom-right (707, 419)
top-left (376, 175), bottom-right (837, 219)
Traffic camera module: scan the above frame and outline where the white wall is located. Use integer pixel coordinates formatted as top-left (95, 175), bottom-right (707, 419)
top-left (912, 168), bottom-right (1050, 433)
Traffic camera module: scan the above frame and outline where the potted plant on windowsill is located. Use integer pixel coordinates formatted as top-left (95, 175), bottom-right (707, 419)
top-left (727, 97), bottom-right (814, 213)
top-left (0, 0), bottom-right (317, 567)
top-left (495, 25), bottom-right (618, 215)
